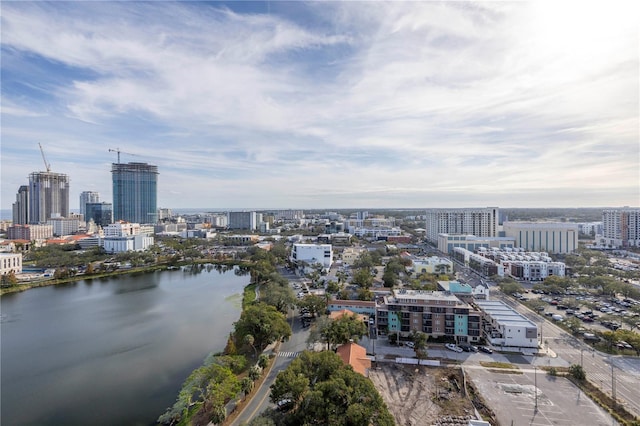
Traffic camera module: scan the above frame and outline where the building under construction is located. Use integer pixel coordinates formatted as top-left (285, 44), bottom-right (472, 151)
top-left (111, 162), bottom-right (159, 224)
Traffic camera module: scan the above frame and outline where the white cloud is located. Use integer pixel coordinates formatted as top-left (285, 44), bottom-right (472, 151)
top-left (1, 1), bottom-right (638, 210)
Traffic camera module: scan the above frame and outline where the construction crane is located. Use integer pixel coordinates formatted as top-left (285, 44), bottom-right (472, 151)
top-left (38, 143), bottom-right (51, 172)
top-left (108, 148), bottom-right (138, 164)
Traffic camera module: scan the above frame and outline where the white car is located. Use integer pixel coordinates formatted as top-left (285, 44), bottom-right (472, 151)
top-left (406, 341), bottom-right (415, 349)
top-left (445, 343), bottom-right (463, 353)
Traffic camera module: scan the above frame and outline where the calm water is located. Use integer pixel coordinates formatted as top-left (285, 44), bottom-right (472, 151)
top-left (1, 266), bottom-right (248, 425)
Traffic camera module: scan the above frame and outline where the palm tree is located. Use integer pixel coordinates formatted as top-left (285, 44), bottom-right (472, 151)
top-left (244, 334), bottom-right (257, 358)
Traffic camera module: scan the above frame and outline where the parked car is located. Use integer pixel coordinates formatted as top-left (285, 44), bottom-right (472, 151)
top-left (406, 341), bottom-right (415, 349)
top-left (276, 398), bottom-right (294, 411)
top-left (445, 343), bottom-right (463, 353)
top-left (478, 346), bottom-right (493, 354)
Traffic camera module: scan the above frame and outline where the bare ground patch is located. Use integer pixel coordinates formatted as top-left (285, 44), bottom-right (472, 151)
top-left (369, 363), bottom-right (489, 426)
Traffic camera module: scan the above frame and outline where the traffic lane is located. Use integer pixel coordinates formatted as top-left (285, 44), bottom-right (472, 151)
top-left (230, 355), bottom-right (294, 426)
top-left (231, 310), bottom-right (312, 426)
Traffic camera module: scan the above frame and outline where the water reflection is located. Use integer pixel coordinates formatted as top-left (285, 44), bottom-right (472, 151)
top-left (1, 268), bottom-right (248, 426)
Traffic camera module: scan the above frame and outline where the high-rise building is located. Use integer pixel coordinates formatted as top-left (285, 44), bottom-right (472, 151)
top-left (425, 207), bottom-right (499, 244)
top-left (600, 208), bottom-right (640, 248)
top-left (86, 202), bottom-right (113, 227)
top-left (28, 172), bottom-right (70, 224)
top-left (111, 162), bottom-right (158, 224)
top-left (79, 191), bottom-right (100, 218)
top-left (227, 211), bottom-right (257, 230)
top-left (12, 185), bottom-right (29, 225)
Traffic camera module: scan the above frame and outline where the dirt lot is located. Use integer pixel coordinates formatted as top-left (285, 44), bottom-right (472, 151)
top-left (369, 363), bottom-right (496, 426)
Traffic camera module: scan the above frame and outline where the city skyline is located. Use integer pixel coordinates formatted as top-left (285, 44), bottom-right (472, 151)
top-left (2, 1), bottom-right (638, 210)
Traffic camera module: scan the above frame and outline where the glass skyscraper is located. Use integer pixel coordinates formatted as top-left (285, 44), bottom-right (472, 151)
top-left (86, 202), bottom-right (113, 227)
top-left (79, 191), bottom-right (100, 218)
top-left (111, 162), bottom-right (158, 224)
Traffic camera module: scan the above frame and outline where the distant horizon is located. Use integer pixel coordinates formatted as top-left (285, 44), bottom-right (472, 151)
top-left (2, 205), bottom-right (636, 222)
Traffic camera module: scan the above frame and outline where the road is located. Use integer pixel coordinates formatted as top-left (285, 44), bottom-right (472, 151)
top-left (455, 263), bottom-right (640, 418)
top-left (495, 292), bottom-right (640, 418)
top-left (230, 270), bottom-right (312, 426)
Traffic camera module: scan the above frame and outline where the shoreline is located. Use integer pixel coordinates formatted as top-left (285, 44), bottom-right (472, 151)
top-left (0, 259), bottom-right (250, 297)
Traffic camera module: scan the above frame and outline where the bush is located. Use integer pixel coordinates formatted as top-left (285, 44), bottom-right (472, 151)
top-left (568, 364), bottom-right (586, 381)
top-left (547, 367), bottom-right (558, 376)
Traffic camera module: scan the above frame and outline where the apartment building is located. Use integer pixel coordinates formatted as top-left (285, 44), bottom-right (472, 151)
top-left (376, 289), bottom-right (482, 344)
top-left (227, 211), bottom-right (258, 230)
top-left (452, 247), bottom-right (501, 277)
top-left (425, 207), bottom-right (499, 244)
top-left (47, 216), bottom-right (81, 236)
top-left (437, 233), bottom-right (515, 254)
top-left (600, 208), bottom-right (640, 248)
top-left (7, 224), bottom-right (54, 241)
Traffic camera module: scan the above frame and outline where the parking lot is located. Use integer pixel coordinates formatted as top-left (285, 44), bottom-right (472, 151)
top-left (466, 364), bottom-right (618, 426)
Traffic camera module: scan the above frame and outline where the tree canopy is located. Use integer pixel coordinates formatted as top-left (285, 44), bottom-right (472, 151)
top-left (308, 313), bottom-right (368, 351)
top-left (266, 351), bottom-right (395, 426)
top-left (234, 302), bottom-right (291, 351)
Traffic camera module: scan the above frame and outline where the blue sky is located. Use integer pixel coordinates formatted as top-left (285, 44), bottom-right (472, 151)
top-left (1, 1), bottom-right (638, 210)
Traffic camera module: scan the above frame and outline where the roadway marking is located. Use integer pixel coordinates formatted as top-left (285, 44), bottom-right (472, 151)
top-left (278, 351), bottom-right (300, 358)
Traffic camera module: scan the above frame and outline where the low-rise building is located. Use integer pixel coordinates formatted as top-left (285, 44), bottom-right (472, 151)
top-left (475, 299), bottom-right (538, 352)
top-left (290, 243), bottom-right (333, 272)
top-left (411, 256), bottom-right (454, 275)
top-left (103, 235), bottom-right (154, 253)
top-left (437, 233), bottom-right (516, 254)
top-left (0, 252), bottom-right (22, 275)
top-left (327, 300), bottom-right (376, 317)
top-left (341, 247), bottom-right (367, 266)
top-left (336, 342), bottom-right (371, 376)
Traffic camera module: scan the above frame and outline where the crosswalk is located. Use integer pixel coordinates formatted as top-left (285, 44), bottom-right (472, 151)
top-left (278, 351), bottom-right (300, 358)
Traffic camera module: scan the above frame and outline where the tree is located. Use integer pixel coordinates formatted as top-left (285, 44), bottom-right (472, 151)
top-left (234, 303), bottom-right (292, 351)
top-left (497, 279), bottom-right (524, 295)
top-left (411, 331), bottom-right (429, 359)
top-left (261, 282), bottom-right (296, 314)
top-left (569, 364), bottom-right (586, 381)
top-left (258, 354), bottom-right (270, 369)
top-left (326, 280), bottom-right (340, 294)
top-left (297, 294), bottom-right (326, 317)
top-left (352, 268), bottom-right (373, 289)
top-left (269, 351), bottom-right (395, 426)
top-left (309, 313), bottom-right (368, 351)
top-left (244, 334), bottom-right (257, 358)
top-left (241, 377), bottom-right (255, 399)
top-left (357, 288), bottom-right (373, 301)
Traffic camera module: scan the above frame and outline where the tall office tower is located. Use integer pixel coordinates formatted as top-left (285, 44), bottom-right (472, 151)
top-left (227, 211), bottom-right (257, 230)
top-left (86, 202), bottom-right (113, 227)
top-left (601, 208), bottom-right (640, 248)
top-left (79, 191), bottom-right (100, 218)
top-left (111, 162), bottom-right (159, 224)
top-left (12, 185), bottom-right (30, 225)
top-left (28, 172), bottom-right (70, 224)
top-left (425, 207), bottom-right (499, 244)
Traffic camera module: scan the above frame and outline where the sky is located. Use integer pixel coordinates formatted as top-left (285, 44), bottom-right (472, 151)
top-left (1, 1), bottom-right (638, 211)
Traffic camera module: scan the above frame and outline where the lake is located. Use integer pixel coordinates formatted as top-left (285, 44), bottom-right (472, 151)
top-left (1, 265), bottom-right (248, 425)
